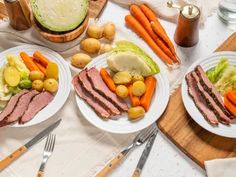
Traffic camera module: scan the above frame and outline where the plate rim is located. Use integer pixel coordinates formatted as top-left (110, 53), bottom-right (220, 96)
top-left (181, 51), bottom-right (236, 138)
top-left (0, 44), bottom-right (71, 127)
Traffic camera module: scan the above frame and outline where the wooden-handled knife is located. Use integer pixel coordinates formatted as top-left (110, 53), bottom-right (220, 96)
top-left (0, 119), bottom-right (61, 171)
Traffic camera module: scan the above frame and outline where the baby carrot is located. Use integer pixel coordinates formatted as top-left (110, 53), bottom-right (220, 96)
top-left (34, 61), bottom-right (46, 75)
top-left (20, 52), bottom-right (40, 71)
top-left (225, 90), bottom-right (236, 106)
top-left (33, 51), bottom-right (50, 67)
top-left (125, 15), bottom-right (173, 65)
top-left (224, 96), bottom-right (236, 116)
top-left (140, 76), bottom-right (156, 112)
top-left (130, 4), bottom-right (177, 63)
top-left (128, 84), bottom-right (140, 107)
top-left (100, 68), bottom-right (116, 92)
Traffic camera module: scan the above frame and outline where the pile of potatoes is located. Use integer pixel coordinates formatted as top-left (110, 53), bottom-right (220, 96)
top-left (71, 22), bottom-right (116, 69)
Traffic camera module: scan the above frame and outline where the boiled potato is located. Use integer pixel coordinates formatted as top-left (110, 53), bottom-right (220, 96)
top-left (80, 38), bottom-right (101, 54)
top-left (128, 106), bottom-right (145, 120)
top-left (132, 74), bottom-right (144, 82)
top-left (44, 78), bottom-right (58, 93)
top-left (29, 70), bottom-right (44, 81)
top-left (99, 44), bottom-right (112, 54)
top-left (46, 62), bottom-right (59, 80)
top-left (113, 71), bottom-right (132, 85)
top-left (4, 66), bottom-right (20, 87)
top-left (103, 23), bottom-right (116, 40)
top-left (87, 24), bottom-right (104, 39)
top-left (32, 80), bottom-right (44, 91)
top-left (132, 81), bottom-right (146, 97)
top-left (71, 53), bottom-right (92, 69)
top-left (115, 85), bottom-right (128, 98)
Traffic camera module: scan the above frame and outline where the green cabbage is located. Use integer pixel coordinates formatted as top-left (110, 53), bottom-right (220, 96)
top-left (108, 40), bottom-right (160, 75)
top-left (206, 57), bottom-right (228, 83)
top-left (215, 65), bottom-right (236, 95)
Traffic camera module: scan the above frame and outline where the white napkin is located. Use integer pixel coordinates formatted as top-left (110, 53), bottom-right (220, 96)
top-left (205, 158), bottom-right (236, 177)
top-left (111, 0), bottom-right (220, 25)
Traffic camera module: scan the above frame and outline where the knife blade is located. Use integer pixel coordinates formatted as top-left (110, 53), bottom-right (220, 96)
top-left (132, 129), bottom-right (158, 177)
top-left (0, 119), bottom-right (61, 171)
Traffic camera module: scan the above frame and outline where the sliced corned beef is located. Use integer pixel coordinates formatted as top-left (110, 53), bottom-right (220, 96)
top-left (20, 91), bottom-right (54, 124)
top-left (0, 90), bottom-right (29, 127)
top-left (72, 75), bottom-right (110, 118)
top-left (195, 65), bottom-right (233, 119)
top-left (6, 90), bottom-right (40, 124)
top-left (192, 72), bottom-right (231, 125)
top-left (78, 70), bottom-right (120, 116)
top-left (87, 67), bottom-right (128, 112)
top-left (185, 72), bottom-right (219, 126)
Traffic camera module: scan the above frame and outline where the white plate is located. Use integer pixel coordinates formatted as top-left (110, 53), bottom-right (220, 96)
top-left (75, 54), bottom-right (170, 134)
top-left (182, 51), bottom-right (236, 138)
top-left (0, 45), bottom-right (71, 127)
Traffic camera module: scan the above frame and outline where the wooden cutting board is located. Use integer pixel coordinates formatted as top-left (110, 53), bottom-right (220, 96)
top-left (0, 0), bottom-right (107, 19)
top-left (157, 32), bottom-right (236, 169)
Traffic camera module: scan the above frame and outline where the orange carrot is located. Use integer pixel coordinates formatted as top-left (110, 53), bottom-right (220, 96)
top-left (20, 52), bottom-right (40, 71)
top-left (130, 4), bottom-right (177, 63)
top-left (128, 84), bottom-right (140, 107)
top-left (125, 15), bottom-right (173, 65)
top-left (140, 76), bottom-right (156, 112)
top-left (33, 51), bottom-right (50, 67)
top-left (34, 61), bottom-right (46, 75)
top-left (140, 4), bottom-right (179, 63)
top-left (224, 96), bottom-right (236, 116)
top-left (225, 90), bottom-right (236, 106)
top-left (100, 68), bottom-right (116, 92)
top-left (140, 4), bottom-right (166, 34)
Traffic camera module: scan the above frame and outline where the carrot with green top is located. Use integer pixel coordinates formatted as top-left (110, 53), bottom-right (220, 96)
top-left (128, 84), bottom-right (140, 106)
top-left (100, 68), bottom-right (116, 92)
top-left (224, 96), bottom-right (236, 116)
top-left (125, 15), bottom-right (173, 65)
top-left (20, 52), bottom-right (40, 71)
top-left (140, 76), bottom-right (156, 112)
top-left (129, 4), bottom-right (178, 63)
top-left (33, 51), bottom-right (50, 67)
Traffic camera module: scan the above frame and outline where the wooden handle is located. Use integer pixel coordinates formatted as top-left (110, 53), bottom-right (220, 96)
top-left (132, 168), bottom-right (141, 177)
top-left (95, 152), bottom-right (125, 177)
top-left (37, 170), bottom-right (44, 177)
top-left (0, 146), bottom-right (27, 171)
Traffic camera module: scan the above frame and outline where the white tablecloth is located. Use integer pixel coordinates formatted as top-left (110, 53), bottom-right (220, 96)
top-left (0, 1), bottom-right (234, 177)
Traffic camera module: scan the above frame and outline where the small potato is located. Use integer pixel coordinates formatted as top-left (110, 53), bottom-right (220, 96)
top-left (44, 78), bottom-right (58, 93)
top-left (71, 53), bottom-right (92, 69)
top-left (116, 85), bottom-right (128, 98)
top-left (29, 71), bottom-right (44, 81)
top-left (87, 24), bottom-right (104, 39)
top-left (80, 38), bottom-right (101, 54)
top-left (128, 106), bottom-right (145, 120)
top-left (99, 44), bottom-right (112, 54)
top-left (103, 22), bottom-right (116, 40)
top-left (132, 81), bottom-right (146, 96)
top-left (132, 74), bottom-right (144, 82)
top-left (113, 71), bottom-right (132, 85)
top-left (32, 80), bottom-right (44, 91)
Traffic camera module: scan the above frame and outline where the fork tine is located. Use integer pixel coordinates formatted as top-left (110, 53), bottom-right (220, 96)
top-left (50, 134), bottom-right (56, 152)
top-left (44, 135), bottom-right (50, 151)
top-left (138, 124), bottom-right (157, 142)
top-left (46, 134), bottom-right (53, 152)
